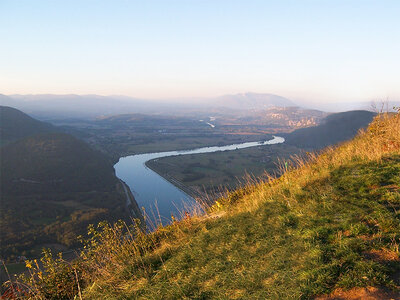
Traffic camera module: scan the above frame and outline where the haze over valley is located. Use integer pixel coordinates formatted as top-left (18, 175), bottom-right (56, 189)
top-left (0, 94), bottom-right (378, 260)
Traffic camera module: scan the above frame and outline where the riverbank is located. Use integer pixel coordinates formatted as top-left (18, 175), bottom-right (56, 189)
top-left (117, 180), bottom-right (145, 224)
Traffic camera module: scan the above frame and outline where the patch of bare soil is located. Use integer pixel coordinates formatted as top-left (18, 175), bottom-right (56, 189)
top-left (316, 248), bottom-right (400, 299)
top-left (315, 286), bottom-right (400, 300)
top-left (364, 249), bottom-right (400, 263)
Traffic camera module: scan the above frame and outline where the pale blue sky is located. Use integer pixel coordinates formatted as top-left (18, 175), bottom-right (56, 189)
top-left (1, 0), bottom-right (399, 103)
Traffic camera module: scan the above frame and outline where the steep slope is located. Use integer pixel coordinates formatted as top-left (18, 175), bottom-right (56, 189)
top-left (19, 112), bottom-right (400, 299)
top-left (0, 106), bottom-right (56, 145)
top-left (0, 109), bottom-right (131, 260)
top-left (285, 110), bottom-right (376, 149)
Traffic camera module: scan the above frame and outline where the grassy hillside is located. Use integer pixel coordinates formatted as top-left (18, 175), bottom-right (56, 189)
top-left (12, 112), bottom-right (400, 299)
top-left (285, 110), bottom-right (376, 149)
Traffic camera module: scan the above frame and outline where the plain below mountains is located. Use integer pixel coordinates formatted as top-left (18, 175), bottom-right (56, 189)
top-left (0, 106), bottom-right (132, 261)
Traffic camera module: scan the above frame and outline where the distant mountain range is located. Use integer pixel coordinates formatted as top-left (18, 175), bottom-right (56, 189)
top-left (212, 93), bottom-right (296, 110)
top-left (0, 93), bottom-right (299, 119)
top-left (1, 93), bottom-right (397, 121)
top-left (0, 94), bottom-right (153, 119)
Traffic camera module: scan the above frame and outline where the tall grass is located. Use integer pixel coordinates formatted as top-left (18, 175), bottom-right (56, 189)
top-left (6, 203), bottom-right (210, 298)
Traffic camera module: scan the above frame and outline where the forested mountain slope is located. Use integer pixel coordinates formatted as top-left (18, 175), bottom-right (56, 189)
top-left (0, 107), bottom-right (129, 260)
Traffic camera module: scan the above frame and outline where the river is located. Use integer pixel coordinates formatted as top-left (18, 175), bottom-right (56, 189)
top-left (114, 136), bottom-right (285, 225)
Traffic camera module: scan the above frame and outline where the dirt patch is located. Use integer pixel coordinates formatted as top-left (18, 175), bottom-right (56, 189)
top-left (364, 249), bottom-right (400, 263)
top-left (315, 286), bottom-right (400, 300)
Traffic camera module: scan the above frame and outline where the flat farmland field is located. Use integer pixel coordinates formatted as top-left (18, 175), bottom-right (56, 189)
top-left (147, 144), bottom-right (302, 196)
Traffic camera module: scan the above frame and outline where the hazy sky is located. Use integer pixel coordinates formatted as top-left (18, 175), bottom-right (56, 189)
top-left (1, 0), bottom-right (399, 103)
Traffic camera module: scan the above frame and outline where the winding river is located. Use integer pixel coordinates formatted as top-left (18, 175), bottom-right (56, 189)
top-left (114, 136), bottom-right (284, 225)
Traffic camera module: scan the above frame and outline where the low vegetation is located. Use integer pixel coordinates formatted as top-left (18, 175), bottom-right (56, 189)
top-left (4, 112), bottom-right (400, 299)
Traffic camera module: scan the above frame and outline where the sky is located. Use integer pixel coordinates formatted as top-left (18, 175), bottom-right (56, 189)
top-left (1, 0), bottom-right (399, 104)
